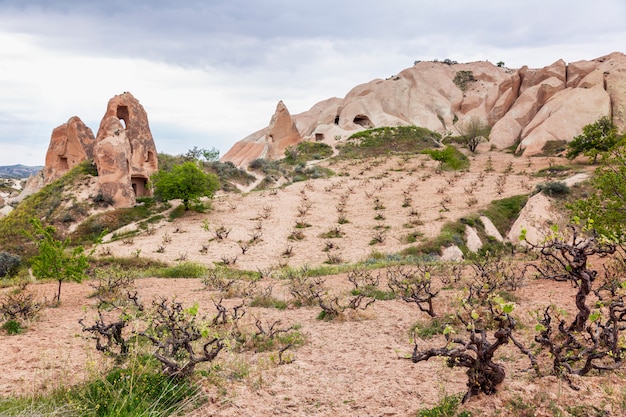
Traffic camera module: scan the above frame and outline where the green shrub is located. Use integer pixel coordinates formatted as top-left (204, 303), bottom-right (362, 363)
top-left (453, 70), bottom-right (476, 92)
top-left (422, 146), bottom-right (470, 171)
top-left (1, 319), bottom-right (23, 335)
top-left (0, 252), bottom-right (20, 278)
top-left (535, 181), bottom-right (570, 197)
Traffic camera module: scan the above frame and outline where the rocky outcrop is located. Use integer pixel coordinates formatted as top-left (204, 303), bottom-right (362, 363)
top-left (506, 193), bottom-right (554, 245)
top-left (465, 226), bottom-right (483, 252)
top-left (480, 216), bottom-right (504, 242)
top-left (43, 116), bottom-right (95, 183)
top-left (222, 52), bottom-right (626, 166)
top-left (440, 245), bottom-right (464, 262)
top-left (94, 92), bottom-right (158, 208)
top-left (221, 101), bottom-right (302, 167)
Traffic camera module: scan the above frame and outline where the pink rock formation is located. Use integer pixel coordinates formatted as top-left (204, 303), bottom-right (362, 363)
top-left (221, 101), bottom-right (302, 167)
top-left (222, 52), bottom-right (626, 165)
top-left (94, 92), bottom-right (158, 207)
top-left (43, 116), bottom-right (95, 183)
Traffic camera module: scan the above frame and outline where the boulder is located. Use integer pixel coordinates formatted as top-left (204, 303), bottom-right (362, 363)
top-left (480, 216), bottom-right (504, 242)
top-left (0, 205), bottom-right (13, 218)
top-left (465, 225), bottom-right (483, 252)
top-left (506, 193), bottom-right (554, 245)
top-left (43, 116), bottom-right (95, 183)
top-left (440, 245), bottom-right (464, 262)
top-left (94, 92), bottom-right (158, 207)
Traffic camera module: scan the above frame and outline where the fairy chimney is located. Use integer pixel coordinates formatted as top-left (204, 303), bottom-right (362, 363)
top-left (43, 116), bottom-right (95, 183)
top-left (93, 92), bottom-right (158, 207)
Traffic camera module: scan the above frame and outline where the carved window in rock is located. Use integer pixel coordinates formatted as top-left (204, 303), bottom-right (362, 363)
top-left (315, 133), bottom-right (324, 141)
top-left (59, 156), bottom-right (69, 171)
top-left (116, 105), bottom-right (129, 129)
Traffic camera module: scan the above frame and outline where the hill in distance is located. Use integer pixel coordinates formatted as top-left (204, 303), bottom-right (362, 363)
top-left (0, 164), bottom-right (42, 178)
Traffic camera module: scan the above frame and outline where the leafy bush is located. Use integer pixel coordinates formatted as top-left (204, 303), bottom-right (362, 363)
top-left (0, 252), bottom-right (20, 278)
top-left (535, 181), bottom-right (570, 197)
top-left (1, 319), bottom-right (23, 335)
top-left (422, 146), bottom-right (470, 171)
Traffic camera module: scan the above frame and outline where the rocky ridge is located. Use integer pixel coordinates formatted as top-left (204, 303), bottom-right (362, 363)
top-left (223, 52), bottom-right (626, 166)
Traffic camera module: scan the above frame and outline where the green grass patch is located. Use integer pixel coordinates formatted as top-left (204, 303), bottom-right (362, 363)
top-left (416, 394), bottom-right (472, 416)
top-left (479, 194), bottom-right (529, 236)
top-left (337, 126), bottom-right (441, 159)
top-left (148, 262), bottom-right (207, 278)
top-left (249, 294), bottom-right (288, 310)
top-left (73, 199), bottom-right (170, 244)
top-left (535, 164), bottom-right (575, 178)
top-left (0, 161), bottom-right (98, 256)
top-left (284, 141), bottom-right (333, 164)
top-left (0, 358), bottom-right (201, 417)
top-left (351, 286), bottom-right (396, 301)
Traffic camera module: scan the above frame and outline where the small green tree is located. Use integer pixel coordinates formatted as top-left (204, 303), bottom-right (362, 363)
top-left (570, 143), bottom-right (626, 240)
top-left (152, 161), bottom-right (220, 210)
top-left (566, 117), bottom-right (621, 163)
top-left (27, 218), bottom-right (90, 304)
top-left (456, 116), bottom-right (490, 153)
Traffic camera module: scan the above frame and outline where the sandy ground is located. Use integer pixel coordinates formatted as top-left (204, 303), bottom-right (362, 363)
top-left (3, 150), bottom-right (622, 416)
top-left (100, 151), bottom-right (563, 270)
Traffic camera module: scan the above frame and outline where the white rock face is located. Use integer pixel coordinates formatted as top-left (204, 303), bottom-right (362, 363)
top-left (506, 193), bottom-right (554, 245)
top-left (440, 245), bottom-right (464, 262)
top-left (465, 225), bottom-right (483, 252)
top-left (563, 173), bottom-right (590, 187)
top-left (480, 216), bottom-right (504, 242)
top-left (0, 205), bottom-right (13, 218)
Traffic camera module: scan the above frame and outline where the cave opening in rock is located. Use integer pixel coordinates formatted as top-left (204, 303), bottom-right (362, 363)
top-left (315, 133), bottom-right (324, 141)
top-left (334, 115), bottom-right (340, 125)
top-left (117, 105), bottom-right (129, 129)
top-left (131, 176), bottom-right (149, 197)
top-left (353, 115), bottom-right (373, 128)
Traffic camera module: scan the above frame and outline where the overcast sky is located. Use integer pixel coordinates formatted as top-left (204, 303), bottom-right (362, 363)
top-left (1, 0), bottom-right (625, 166)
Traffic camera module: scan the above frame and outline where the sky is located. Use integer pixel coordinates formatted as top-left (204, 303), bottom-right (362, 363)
top-left (0, 0), bottom-right (625, 166)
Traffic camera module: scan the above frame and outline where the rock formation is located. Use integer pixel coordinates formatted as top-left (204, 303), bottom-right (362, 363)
top-left (222, 52), bottom-right (626, 166)
top-left (42, 116), bottom-right (95, 183)
top-left (37, 92), bottom-right (159, 208)
top-left (94, 92), bottom-right (159, 208)
top-left (222, 101), bottom-right (302, 167)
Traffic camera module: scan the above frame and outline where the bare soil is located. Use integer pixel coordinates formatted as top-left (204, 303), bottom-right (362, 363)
top-left (3, 151), bottom-right (622, 416)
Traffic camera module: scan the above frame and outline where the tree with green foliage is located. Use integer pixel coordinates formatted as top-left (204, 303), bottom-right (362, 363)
top-left (566, 117), bottom-right (621, 163)
top-left (27, 218), bottom-right (90, 304)
top-left (151, 161), bottom-right (220, 210)
top-left (570, 143), bottom-right (626, 240)
top-left (422, 146), bottom-right (470, 171)
top-left (456, 116), bottom-right (490, 153)
top-left (184, 146), bottom-right (220, 162)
